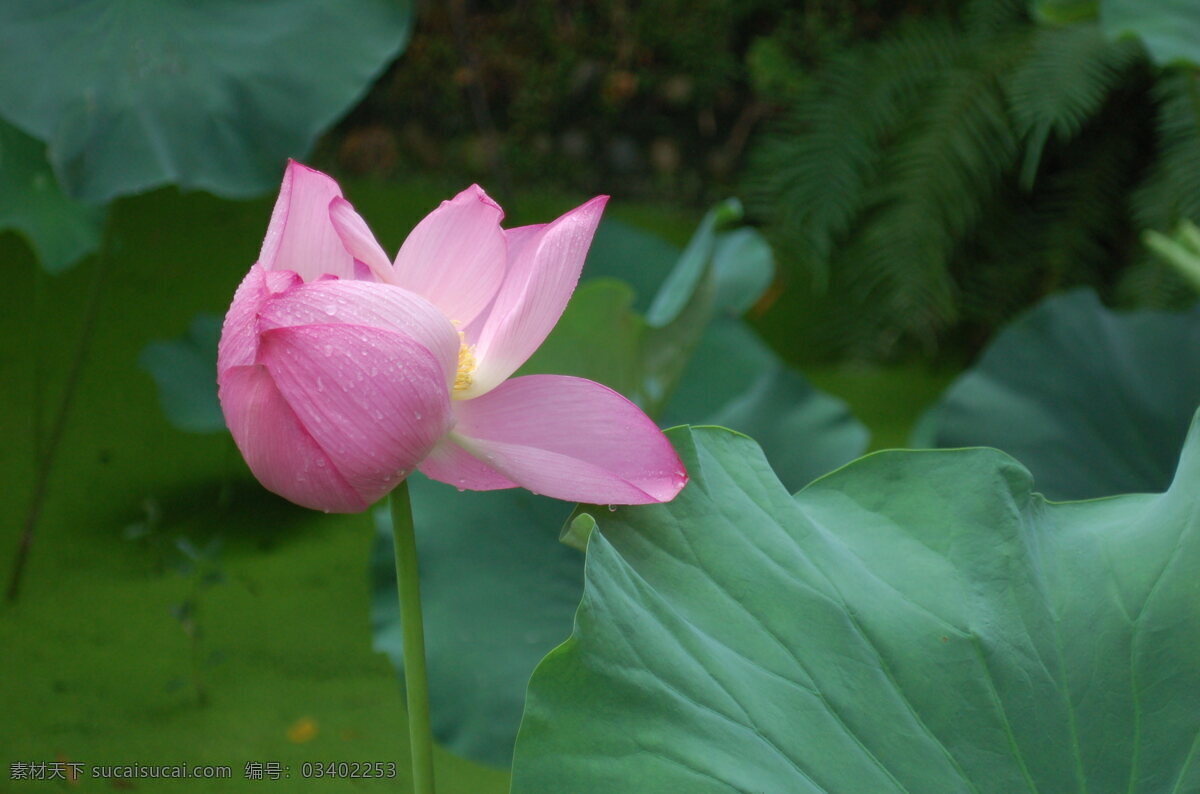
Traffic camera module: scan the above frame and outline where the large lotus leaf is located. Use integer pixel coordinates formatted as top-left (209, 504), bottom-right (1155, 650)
top-left (511, 420), bottom-right (1200, 793)
top-left (914, 289), bottom-right (1200, 500)
top-left (0, 119), bottom-right (103, 272)
top-left (1101, 0), bottom-right (1200, 67)
top-left (0, 0), bottom-right (412, 202)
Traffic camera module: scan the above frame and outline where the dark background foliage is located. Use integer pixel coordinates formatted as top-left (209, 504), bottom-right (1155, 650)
top-left (320, 0), bottom-right (1199, 365)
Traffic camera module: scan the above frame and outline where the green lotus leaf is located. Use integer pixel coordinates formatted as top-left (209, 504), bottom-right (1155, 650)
top-left (0, 119), bottom-right (103, 272)
top-left (915, 289), bottom-right (1200, 500)
top-left (512, 420), bottom-right (1200, 793)
top-left (0, 0), bottom-right (412, 201)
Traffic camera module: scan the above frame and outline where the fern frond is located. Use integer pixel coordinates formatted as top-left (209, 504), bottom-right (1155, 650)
top-left (846, 34), bottom-right (1024, 343)
top-left (1006, 22), bottom-right (1141, 141)
top-left (1134, 71), bottom-right (1200, 231)
top-left (745, 19), bottom-right (967, 289)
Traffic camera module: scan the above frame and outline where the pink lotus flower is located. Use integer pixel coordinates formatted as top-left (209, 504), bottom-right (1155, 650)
top-left (217, 162), bottom-right (687, 513)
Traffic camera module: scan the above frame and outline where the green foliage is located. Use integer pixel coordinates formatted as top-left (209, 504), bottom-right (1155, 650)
top-left (0, 0), bottom-right (412, 201)
top-left (746, 0), bottom-right (1198, 360)
top-left (1102, 0), bottom-right (1200, 67)
top-left (139, 313), bottom-right (225, 434)
top-left (1145, 220), bottom-right (1200, 291)
top-left (338, 0), bottom-right (881, 195)
top-left (0, 120), bottom-right (103, 272)
top-left (512, 420), bottom-right (1200, 792)
top-left (914, 289), bottom-right (1200, 500)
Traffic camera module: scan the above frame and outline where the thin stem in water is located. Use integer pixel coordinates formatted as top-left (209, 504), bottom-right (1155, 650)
top-left (389, 481), bottom-right (435, 794)
top-left (8, 236), bottom-right (111, 603)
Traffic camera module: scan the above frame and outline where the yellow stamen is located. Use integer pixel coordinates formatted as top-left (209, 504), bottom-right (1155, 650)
top-left (454, 332), bottom-right (476, 392)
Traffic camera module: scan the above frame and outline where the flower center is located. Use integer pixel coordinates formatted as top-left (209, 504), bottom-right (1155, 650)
top-left (454, 333), bottom-right (477, 393)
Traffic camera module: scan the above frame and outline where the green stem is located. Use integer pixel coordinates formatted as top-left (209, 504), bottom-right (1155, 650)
top-left (7, 237), bottom-right (110, 603)
top-left (389, 481), bottom-right (435, 794)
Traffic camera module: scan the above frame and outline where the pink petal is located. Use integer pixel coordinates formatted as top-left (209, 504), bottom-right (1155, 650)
top-left (329, 197), bottom-right (394, 282)
top-left (217, 264), bottom-right (302, 370)
top-left (417, 438), bottom-right (520, 491)
top-left (257, 323), bottom-right (454, 506)
top-left (464, 196), bottom-right (608, 398)
top-left (258, 161), bottom-right (356, 282)
top-left (219, 364), bottom-right (366, 513)
top-left (254, 278), bottom-right (461, 388)
top-left (392, 185), bottom-right (507, 327)
top-left (431, 375), bottom-right (687, 504)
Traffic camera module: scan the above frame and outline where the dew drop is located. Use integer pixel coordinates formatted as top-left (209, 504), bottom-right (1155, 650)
top-left (456, 487), bottom-right (466, 493)
top-left (315, 458), bottom-right (326, 468)
top-left (607, 505), bottom-right (618, 512)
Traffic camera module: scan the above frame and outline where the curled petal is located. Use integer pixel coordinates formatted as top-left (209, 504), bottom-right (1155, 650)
top-left (464, 196), bottom-right (608, 398)
top-left (219, 364), bottom-right (366, 513)
top-left (254, 278), bottom-right (461, 388)
top-left (217, 264), bottom-right (301, 370)
top-left (256, 323), bottom-right (454, 507)
top-left (429, 375), bottom-right (687, 504)
top-left (259, 161), bottom-right (356, 281)
top-left (329, 197), bottom-right (394, 282)
top-left (392, 185), bottom-right (507, 328)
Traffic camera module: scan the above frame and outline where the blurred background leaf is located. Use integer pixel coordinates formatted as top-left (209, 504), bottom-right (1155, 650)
top-left (138, 313), bottom-right (224, 434)
top-left (1144, 219), bottom-right (1200, 291)
top-left (0, 120), bottom-right (103, 272)
top-left (0, 0), bottom-right (413, 202)
top-left (1101, 0), bottom-right (1200, 67)
top-left (913, 288), bottom-right (1200, 500)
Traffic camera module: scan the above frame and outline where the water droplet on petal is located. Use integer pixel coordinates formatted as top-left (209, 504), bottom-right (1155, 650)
top-left (607, 505), bottom-right (618, 512)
